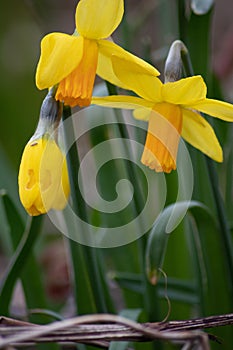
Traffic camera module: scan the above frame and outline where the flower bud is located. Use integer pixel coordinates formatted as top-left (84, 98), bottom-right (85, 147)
top-left (164, 40), bottom-right (188, 83)
top-left (18, 90), bottom-right (70, 216)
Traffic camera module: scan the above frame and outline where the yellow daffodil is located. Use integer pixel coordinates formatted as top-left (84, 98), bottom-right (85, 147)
top-left (36, 0), bottom-right (159, 108)
top-left (92, 56), bottom-right (233, 172)
top-left (18, 90), bottom-right (70, 216)
top-left (18, 136), bottom-right (70, 216)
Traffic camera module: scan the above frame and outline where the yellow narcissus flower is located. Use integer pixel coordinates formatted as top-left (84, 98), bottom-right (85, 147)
top-left (36, 0), bottom-right (159, 108)
top-left (92, 56), bottom-right (233, 173)
top-left (18, 136), bottom-right (70, 216)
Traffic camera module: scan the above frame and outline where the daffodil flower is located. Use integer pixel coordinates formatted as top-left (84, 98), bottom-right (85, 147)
top-left (36, 0), bottom-right (159, 108)
top-left (18, 137), bottom-right (70, 216)
top-left (92, 56), bottom-right (233, 172)
top-left (18, 91), bottom-right (70, 216)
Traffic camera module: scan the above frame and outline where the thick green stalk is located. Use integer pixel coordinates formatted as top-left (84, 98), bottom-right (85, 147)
top-left (179, 45), bottom-right (233, 296)
top-left (63, 106), bottom-right (107, 314)
top-left (105, 82), bottom-right (161, 326)
top-left (105, 81), bottom-right (146, 225)
top-left (178, 1), bottom-right (212, 82)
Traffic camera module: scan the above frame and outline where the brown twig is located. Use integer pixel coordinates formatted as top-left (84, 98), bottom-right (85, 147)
top-left (0, 313), bottom-right (232, 349)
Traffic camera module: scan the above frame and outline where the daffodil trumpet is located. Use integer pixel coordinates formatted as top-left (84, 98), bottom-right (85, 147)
top-left (18, 90), bottom-right (70, 216)
top-left (92, 55), bottom-right (233, 173)
top-left (36, 0), bottom-right (159, 108)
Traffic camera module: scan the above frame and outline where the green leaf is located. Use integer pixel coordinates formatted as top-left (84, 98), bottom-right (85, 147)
top-left (0, 195), bottom-right (45, 317)
top-left (191, 0), bottom-right (214, 15)
top-left (186, 205), bottom-right (233, 312)
top-left (114, 272), bottom-right (198, 304)
top-left (0, 147), bottom-right (26, 253)
top-left (29, 308), bottom-right (64, 321)
top-left (145, 200), bottom-right (208, 284)
top-left (0, 190), bottom-right (12, 253)
top-left (0, 191), bottom-right (25, 249)
top-left (225, 146), bottom-right (233, 225)
top-left (114, 272), bottom-right (143, 294)
top-left (157, 278), bottom-right (198, 305)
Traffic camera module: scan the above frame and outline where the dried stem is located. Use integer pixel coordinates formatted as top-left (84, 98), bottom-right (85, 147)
top-left (0, 313), bottom-right (232, 349)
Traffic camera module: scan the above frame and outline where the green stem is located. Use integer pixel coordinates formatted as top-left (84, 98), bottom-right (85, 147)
top-left (105, 82), bottom-right (161, 325)
top-left (63, 106), bottom-right (107, 314)
top-left (205, 158), bottom-right (233, 285)
top-left (179, 45), bottom-right (233, 292)
top-left (105, 81), bottom-right (146, 221)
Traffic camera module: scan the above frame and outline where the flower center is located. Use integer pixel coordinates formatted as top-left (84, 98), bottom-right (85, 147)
top-left (141, 102), bottom-right (182, 173)
top-left (56, 38), bottom-right (98, 107)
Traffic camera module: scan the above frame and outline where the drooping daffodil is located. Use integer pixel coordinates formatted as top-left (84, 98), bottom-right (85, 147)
top-left (18, 137), bottom-right (70, 216)
top-left (92, 56), bottom-right (233, 173)
top-left (36, 0), bottom-right (159, 107)
top-left (18, 90), bottom-right (70, 216)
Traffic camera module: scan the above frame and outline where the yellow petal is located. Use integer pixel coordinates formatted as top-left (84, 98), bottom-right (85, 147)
top-left (18, 138), bottom-right (70, 216)
top-left (141, 103), bottom-right (182, 173)
top-left (182, 108), bottom-right (223, 162)
top-left (76, 0), bottom-right (123, 39)
top-left (40, 139), bottom-right (69, 212)
top-left (111, 54), bottom-right (162, 102)
top-left (133, 108), bottom-right (151, 121)
top-left (97, 40), bottom-right (160, 90)
top-left (19, 139), bottom-right (45, 215)
top-left (52, 156), bottom-right (70, 210)
top-left (92, 95), bottom-right (154, 111)
top-left (36, 33), bottom-right (83, 89)
top-left (162, 76), bottom-right (207, 105)
top-left (188, 98), bottom-right (233, 122)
